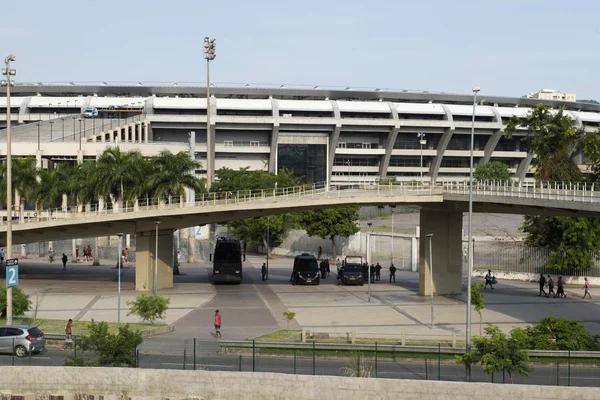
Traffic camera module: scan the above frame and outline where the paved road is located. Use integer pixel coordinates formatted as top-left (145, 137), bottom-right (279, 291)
top-left (0, 348), bottom-right (597, 387)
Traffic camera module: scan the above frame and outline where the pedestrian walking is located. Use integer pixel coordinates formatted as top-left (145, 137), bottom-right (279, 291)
top-left (389, 263), bottom-right (397, 283)
top-left (556, 276), bottom-right (566, 298)
top-left (484, 269), bottom-right (494, 289)
top-left (261, 263), bottom-right (267, 281)
top-left (317, 246), bottom-right (322, 260)
top-left (375, 262), bottom-right (382, 281)
top-left (48, 248), bottom-right (55, 263)
top-left (336, 258), bottom-right (342, 274)
top-left (583, 277), bottom-right (592, 299)
top-left (547, 275), bottom-right (555, 298)
top-left (538, 273), bottom-right (547, 297)
top-left (369, 264), bottom-right (376, 283)
top-left (61, 319), bottom-right (73, 351)
top-left (0, 248), bottom-right (5, 265)
top-left (214, 310), bottom-right (222, 338)
top-left (61, 253), bottom-right (68, 270)
top-left (124, 247), bottom-right (130, 264)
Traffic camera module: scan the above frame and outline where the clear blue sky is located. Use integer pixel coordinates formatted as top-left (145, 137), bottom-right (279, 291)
top-left (3, 0), bottom-right (599, 99)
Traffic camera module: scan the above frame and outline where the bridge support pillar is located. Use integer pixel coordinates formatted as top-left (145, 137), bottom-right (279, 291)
top-left (135, 229), bottom-right (174, 292)
top-left (419, 209), bottom-right (463, 296)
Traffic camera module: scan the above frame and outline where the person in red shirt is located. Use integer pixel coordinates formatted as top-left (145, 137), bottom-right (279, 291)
top-left (214, 310), bottom-right (222, 338)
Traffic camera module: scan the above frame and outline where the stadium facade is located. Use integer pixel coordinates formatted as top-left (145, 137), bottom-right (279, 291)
top-left (1, 83), bottom-right (599, 186)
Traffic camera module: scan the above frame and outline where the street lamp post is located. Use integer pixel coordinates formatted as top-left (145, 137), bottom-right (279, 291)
top-left (390, 206), bottom-right (395, 265)
top-left (49, 121), bottom-right (54, 141)
top-left (117, 233), bottom-right (123, 324)
top-left (427, 234), bottom-right (434, 329)
top-left (78, 118), bottom-right (83, 150)
top-left (367, 222), bottom-right (372, 302)
top-left (2, 54), bottom-right (16, 325)
top-left (154, 221), bottom-right (161, 295)
top-left (266, 216), bottom-right (270, 280)
top-left (346, 160), bottom-right (351, 185)
top-left (418, 133), bottom-right (426, 182)
top-left (466, 86), bottom-right (480, 381)
top-left (37, 122), bottom-right (41, 151)
top-left (72, 116), bottom-right (76, 141)
top-left (204, 37), bottom-right (216, 185)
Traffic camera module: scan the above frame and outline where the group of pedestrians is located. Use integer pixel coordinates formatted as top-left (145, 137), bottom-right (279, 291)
top-left (334, 259), bottom-right (397, 283)
top-left (538, 273), bottom-right (591, 299)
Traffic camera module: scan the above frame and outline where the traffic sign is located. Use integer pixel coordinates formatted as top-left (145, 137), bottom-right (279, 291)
top-left (6, 258), bottom-right (18, 288)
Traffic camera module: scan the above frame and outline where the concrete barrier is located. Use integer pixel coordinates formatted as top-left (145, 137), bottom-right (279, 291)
top-left (0, 367), bottom-right (599, 399)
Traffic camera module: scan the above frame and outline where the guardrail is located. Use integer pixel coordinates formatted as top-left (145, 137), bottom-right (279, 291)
top-left (219, 340), bottom-right (600, 359)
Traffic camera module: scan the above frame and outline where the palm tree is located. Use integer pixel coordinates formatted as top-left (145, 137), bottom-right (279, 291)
top-left (147, 150), bottom-right (203, 202)
top-left (0, 157), bottom-right (38, 220)
top-left (36, 168), bottom-right (65, 210)
top-left (95, 147), bottom-right (145, 210)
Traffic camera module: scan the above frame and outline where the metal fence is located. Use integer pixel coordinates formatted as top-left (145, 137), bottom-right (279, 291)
top-left (470, 240), bottom-right (600, 277)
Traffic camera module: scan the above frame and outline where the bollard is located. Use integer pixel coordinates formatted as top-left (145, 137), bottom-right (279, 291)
top-left (301, 329), bottom-right (306, 343)
top-left (452, 332), bottom-right (456, 348)
top-left (193, 338), bottom-right (197, 370)
top-left (401, 332), bottom-right (406, 346)
top-left (351, 330), bottom-right (356, 345)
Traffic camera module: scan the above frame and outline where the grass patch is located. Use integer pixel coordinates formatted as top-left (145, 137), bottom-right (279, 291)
top-left (253, 330), bottom-right (300, 342)
top-left (0, 318), bottom-right (164, 335)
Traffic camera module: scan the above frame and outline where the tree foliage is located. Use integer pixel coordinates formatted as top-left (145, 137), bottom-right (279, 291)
top-left (299, 207), bottom-right (360, 259)
top-left (127, 294), bottom-right (170, 324)
top-left (474, 161), bottom-right (511, 182)
top-left (510, 317), bottom-right (600, 351)
top-left (64, 320), bottom-right (143, 368)
top-left (0, 285), bottom-right (32, 318)
top-left (456, 325), bottom-right (532, 383)
top-left (505, 104), bottom-right (600, 271)
top-left (471, 283), bottom-right (486, 336)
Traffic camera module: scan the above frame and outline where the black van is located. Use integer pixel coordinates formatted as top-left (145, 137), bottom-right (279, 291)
top-left (340, 256), bottom-right (364, 286)
top-left (291, 253), bottom-right (320, 285)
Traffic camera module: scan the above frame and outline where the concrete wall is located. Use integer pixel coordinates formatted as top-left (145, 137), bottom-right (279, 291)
top-left (0, 367), bottom-right (599, 400)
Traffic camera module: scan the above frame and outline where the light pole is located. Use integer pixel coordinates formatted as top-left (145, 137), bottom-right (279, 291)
top-left (49, 121), bottom-right (54, 141)
top-left (466, 86), bottom-right (480, 381)
top-left (62, 118), bottom-right (65, 142)
top-left (346, 159), bottom-right (351, 185)
top-left (390, 206), bottom-right (395, 265)
top-left (418, 132), bottom-right (426, 183)
top-left (367, 222), bottom-right (372, 302)
top-left (266, 216), bottom-right (270, 280)
top-left (204, 36), bottom-right (216, 185)
top-left (2, 54), bottom-right (16, 325)
top-left (117, 233), bottom-right (123, 324)
top-left (427, 233), bottom-right (434, 329)
top-left (78, 118), bottom-right (83, 150)
top-left (154, 221), bottom-right (161, 295)
top-left (72, 116), bottom-right (76, 141)
top-left (37, 121), bottom-right (41, 151)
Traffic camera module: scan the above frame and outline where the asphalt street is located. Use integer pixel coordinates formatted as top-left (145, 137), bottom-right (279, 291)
top-left (0, 348), bottom-right (598, 387)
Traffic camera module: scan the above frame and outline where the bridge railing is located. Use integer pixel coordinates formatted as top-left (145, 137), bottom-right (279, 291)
top-left (8, 181), bottom-right (443, 225)
top-left (443, 180), bottom-right (600, 203)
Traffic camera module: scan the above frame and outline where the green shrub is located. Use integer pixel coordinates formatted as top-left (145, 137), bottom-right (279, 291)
top-left (65, 320), bottom-right (142, 367)
top-left (0, 285), bottom-right (32, 318)
top-left (127, 294), bottom-right (170, 324)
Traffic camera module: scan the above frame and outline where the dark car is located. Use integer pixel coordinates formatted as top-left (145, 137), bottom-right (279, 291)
top-left (340, 256), bottom-right (364, 286)
top-left (0, 325), bottom-right (46, 357)
top-left (292, 253), bottom-right (320, 285)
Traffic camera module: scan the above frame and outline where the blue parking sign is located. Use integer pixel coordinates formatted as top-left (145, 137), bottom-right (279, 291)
top-left (6, 258), bottom-right (18, 288)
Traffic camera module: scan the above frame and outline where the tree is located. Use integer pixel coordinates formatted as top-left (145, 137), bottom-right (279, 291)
top-left (217, 167), bottom-right (302, 248)
top-left (511, 317), bottom-right (600, 351)
top-left (94, 147), bottom-right (145, 206)
top-left (127, 294), bottom-right (170, 324)
top-left (471, 283), bottom-right (486, 336)
top-left (455, 325), bottom-right (532, 383)
top-left (0, 285), bottom-right (32, 318)
top-left (474, 161), bottom-right (511, 183)
top-left (283, 311), bottom-right (296, 330)
top-left (299, 207), bottom-right (360, 260)
top-left (505, 104), bottom-right (600, 271)
top-left (341, 352), bottom-right (373, 378)
top-left (64, 320), bottom-right (143, 367)
top-left (147, 150), bottom-right (204, 201)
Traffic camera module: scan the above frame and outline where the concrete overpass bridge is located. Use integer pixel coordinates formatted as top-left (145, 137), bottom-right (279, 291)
top-left (2, 181), bottom-right (599, 293)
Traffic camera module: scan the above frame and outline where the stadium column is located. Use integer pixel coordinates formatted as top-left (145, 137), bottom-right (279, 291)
top-left (428, 104), bottom-right (455, 183)
top-left (481, 106), bottom-right (503, 164)
top-left (419, 209), bottom-right (463, 295)
top-left (269, 97), bottom-right (280, 173)
top-left (379, 102), bottom-right (400, 178)
top-left (327, 100), bottom-right (342, 188)
top-left (135, 228), bottom-right (174, 291)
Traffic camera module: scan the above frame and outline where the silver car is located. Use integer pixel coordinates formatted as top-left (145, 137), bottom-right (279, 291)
top-left (0, 325), bottom-right (46, 357)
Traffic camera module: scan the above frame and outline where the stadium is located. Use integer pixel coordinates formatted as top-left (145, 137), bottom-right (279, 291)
top-left (1, 83), bottom-right (599, 186)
